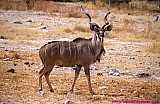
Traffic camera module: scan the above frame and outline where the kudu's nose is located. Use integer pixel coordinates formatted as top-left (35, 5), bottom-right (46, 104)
top-left (99, 31), bottom-right (104, 38)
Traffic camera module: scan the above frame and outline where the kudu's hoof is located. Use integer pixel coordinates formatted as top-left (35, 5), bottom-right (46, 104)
top-left (38, 90), bottom-right (44, 96)
top-left (69, 89), bottom-right (74, 94)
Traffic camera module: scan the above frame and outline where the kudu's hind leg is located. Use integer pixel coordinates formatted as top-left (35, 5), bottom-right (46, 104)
top-left (44, 65), bottom-right (54, 92)
top-left (84, 66), bottom-right (95, 95)
top-left (70, 65), bottom-right (82, 93)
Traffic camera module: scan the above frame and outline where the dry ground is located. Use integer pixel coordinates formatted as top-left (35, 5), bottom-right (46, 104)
top-left (0, 2), bottom-right (160, 104)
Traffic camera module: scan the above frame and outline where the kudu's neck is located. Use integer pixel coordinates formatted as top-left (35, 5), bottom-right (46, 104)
top-left (91, 32), bottom-right (103, 58)
top-left (91, 32), bottom-right (102, 47)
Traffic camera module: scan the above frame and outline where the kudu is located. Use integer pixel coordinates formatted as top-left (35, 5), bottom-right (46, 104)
top-left (38, 7), bottom-right (112, 95)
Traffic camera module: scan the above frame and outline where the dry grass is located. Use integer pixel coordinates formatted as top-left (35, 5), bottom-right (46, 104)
top-left (66, 11), bottom-right (83, 18)
top-left (74, 25), bottom-right (90, 33)
top-left (147, 41), bottom-right (160, 54)
top-left (110, 14), bottom-right (160, 41)
top-left (0, 22), bottom-right (41, 40)
top-left (63, 28), bottom-right (73, 33)
top-left (110, 17), bottom-right (160, 53)
top-left (53, 26), bottom-right (90, 40)
top-left (0, 51), bottom-right (21, 60)
top-left (0, 0), bottom-right (26, 11)
top-left (0, 50), bottom-right (39, 61)
top-left (59, 25), bottom-right (89, 34)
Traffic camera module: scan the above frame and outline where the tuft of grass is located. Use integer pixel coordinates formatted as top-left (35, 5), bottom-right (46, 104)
top-left (66, 12), bottom-right (82, 18)
top-left (60, 25), bottom-right (89, 34)
top-left (74, 25), bottom-right (90, 33)
top-left (147, 41), bottom-right (160, 54)
top-left (12, 52), bottom-right (21, 59)
top-left (63, 28), bottom-right (73, 33)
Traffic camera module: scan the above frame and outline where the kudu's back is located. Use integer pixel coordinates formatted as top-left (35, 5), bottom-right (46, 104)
top-left (39, 40), bottom-right (97, 67)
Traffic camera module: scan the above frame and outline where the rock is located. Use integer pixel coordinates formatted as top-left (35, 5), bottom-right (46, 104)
top-left (24, 62), bottom-right (29, 65)
top-left (147, 67), bottom-right (150, 69)
top-left (136, 50), bottom-right (141, 53)
top-left (14, 63), bottom-right (17, 66)
top-left (3, 58), bottom-right (12, 61)
top-left (128, 13), bottom-right (131, 15)
top-left (108, 69), bottom-right (120, 76)
top-left (0, 36), bottom-right (7, 39)
top-left (99, 86), bottom-right (107, 90)
top-left (30, 62), bottom-right (34, 65)
top-left (40, 26), bottom-right (47, 29)
top-left (97, 73), bottom-right (103, 76)
top-left (24, 62), bottom-right (30, 67)
top-left (5, 49), bottom-right (9, 51)
top-left (13, 21), bottom-right (22, 24)
top-left (26, 20), bottom-right (32, 22)
top-left (129, 57), bottom-right (135, 60)
top-left (109, 48), bottom-right (115, 50)
top-left (64, 100), bottom-right (74, 104)
top-left (7, 69), bottom-right (15, 73)
top-left (90, 65), bottom-right (98, 70)
top-left (113, 72), bottom-right (120, 76)
top-left (136, 73), bottom-right (150, 78)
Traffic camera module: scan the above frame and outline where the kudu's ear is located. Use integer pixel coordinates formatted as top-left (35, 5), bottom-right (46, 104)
top-left (89, 23), bottom-right (99, 31)
top-left (105, 25), bottom-right (112, 31)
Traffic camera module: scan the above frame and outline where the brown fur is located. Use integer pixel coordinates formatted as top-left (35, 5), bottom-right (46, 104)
top-left (73, 37), bottom-right (105, 62)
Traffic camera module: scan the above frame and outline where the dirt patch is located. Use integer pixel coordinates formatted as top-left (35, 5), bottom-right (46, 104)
top-left (0, 61), bottom-right (160, 104)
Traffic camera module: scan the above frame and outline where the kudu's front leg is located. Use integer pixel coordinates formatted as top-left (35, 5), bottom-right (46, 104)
top-left (70, 65), bottom-right (82, 93)
top-left (44, 65), bottom-right (54, 92)
top-left (84, 66), bottom-right (95, 95)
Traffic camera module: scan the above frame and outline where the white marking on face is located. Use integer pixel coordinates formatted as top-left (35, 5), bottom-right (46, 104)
top-left (100, 31), bottom-right (103, 34)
